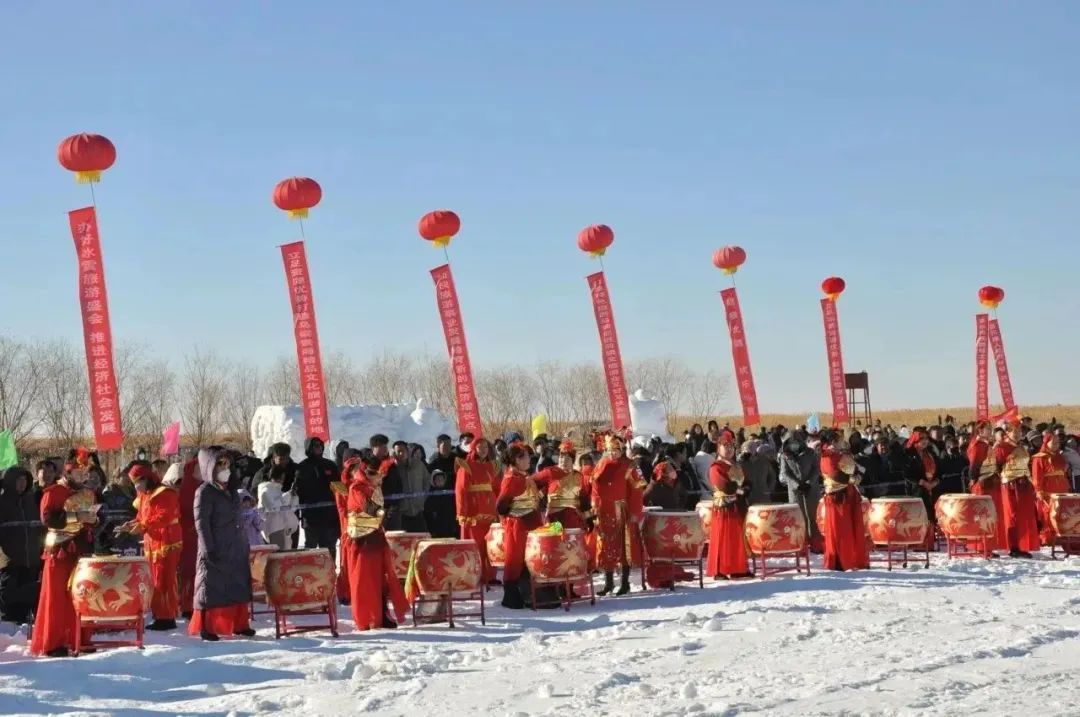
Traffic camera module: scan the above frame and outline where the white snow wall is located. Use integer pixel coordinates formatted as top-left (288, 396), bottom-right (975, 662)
top-left (250, 400), bottom-right (458, 459)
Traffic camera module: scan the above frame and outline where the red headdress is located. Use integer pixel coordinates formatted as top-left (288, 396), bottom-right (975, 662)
top-left (718, 430), bottom-right (736, 446)
top-left (65, 446), bottom-right (92, 473)
top-left (906, 430), bottom-right (927, 450)
top-left (558, 440), bottom-right (576, 456)
top-left (652, 461), bottom-right (672, 482)
top-left (129, 464), bottom-right (154, 482)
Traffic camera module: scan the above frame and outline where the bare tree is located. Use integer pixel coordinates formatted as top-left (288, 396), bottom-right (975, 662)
top-left (263, 356), bottom-right (300, 405)
top-left (0, 337), bottom-right (44, 445)
top-left (533, 360), bottom-right (572, 424)
top-left (475, 366), bottom-right (536, 436)
top-left (627, 356), bottom-right (693, 423)
top-left (413, 353), bottom-right (455, 415)
top-left (683, 369), bottom-right (730, 424)
top-left (322, 350), bottom-right (360, 406)
top-left (222, 361), bottom-right (262, 448)
top-left (36, 340), bottom-right (90, 445)
top-left (179, 348), bottom-right (225, 445)
top-left (562, 362), bottom-right (609, 424)
top-left (364, 350), bottom-right (415, 404)
top-left (122, 358), bottom-right (177, 440)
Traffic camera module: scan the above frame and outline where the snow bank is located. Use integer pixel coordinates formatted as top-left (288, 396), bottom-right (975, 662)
top-left (628, 388), bottom-right (675, 445)
top-left (250, 400), bottom-right (457, 458)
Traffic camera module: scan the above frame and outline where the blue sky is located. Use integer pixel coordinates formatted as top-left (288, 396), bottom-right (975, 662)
top-left (1, 2), bottom-right (1077, 413)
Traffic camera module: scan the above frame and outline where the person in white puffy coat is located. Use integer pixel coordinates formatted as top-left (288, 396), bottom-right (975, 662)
top-left (257, 465), bottom-right (299, 550)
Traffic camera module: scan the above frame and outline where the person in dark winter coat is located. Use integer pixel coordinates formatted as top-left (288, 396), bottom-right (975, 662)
top-left (0, 467), bottom-right (43, 623)
top-left (424, 435), bottom-right (458, 538)
top-left (99, 468), bottom-right (140, 554)
top-left (295, 436), bottom-right (341, 558)
top-left (779, 435), bottom-right (823, 551)
top-left (936, 436), bottom-right (967, 495)
top-left (189, 448), bottom-right (254, 642)
top-left (371, 435), bottom-right (403, 531)
top-left (247, 443), bottom-right (297, 495)
top-left (856, 439), bottom-right (890, 499)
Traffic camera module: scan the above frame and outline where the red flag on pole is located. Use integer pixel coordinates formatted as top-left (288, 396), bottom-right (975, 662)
top-left (280, 241), bottom-right (330, 442)
top-left (720, 288), bottom-right (760, 426)
top-left (975, 314), bottom-right (990, 420)
top-left (587, 272), bottom-right (632, 430)
top-left (431, 264), bottom-right (483, 435)
top-left (820, 298), bottom-right (849, 426)
top-left (69, 207), bottom-right (123, 451)
top-left (987, 318), bottom-right (1016, 412)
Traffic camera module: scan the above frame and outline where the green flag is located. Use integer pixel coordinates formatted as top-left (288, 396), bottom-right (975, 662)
top-left (0, 430), bottom-right (17, 470)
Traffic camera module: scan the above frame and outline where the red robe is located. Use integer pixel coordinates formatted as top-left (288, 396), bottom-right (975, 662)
top-left (967, 438), bottom-right (1007, 551)
top-left (534, 465), bottom-right (587, 530)
top-left (706, 459), bottom-right (750, 578)
top-left (344, 477), bottom-right (408, 630)
top-left (1031, 448), bottom-right (1072, 546)
top-left (29, 482), bottom-right (95, 656)
top-left (177, 458), bottom-right (201, 615)
top-left (495, 469), bottom-right (544, 583)
top-left (332, 474), bottom-right (351, 598)
top-left (456, 447), bottom-right (499, 583)
top-left (820, 449), bottom-right (869, 571)
top-left (134, 485), bottom-right (183, 620)
top-left (996, 441), bottom-right (1040, 553)
top-left (580, 465), bottom-right (597, 570)
top-left (590, 455), bottom-right (644, 572)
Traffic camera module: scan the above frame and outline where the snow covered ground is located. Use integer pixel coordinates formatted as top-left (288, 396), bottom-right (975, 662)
top-left (3, 550), bottom-right (1080, 716)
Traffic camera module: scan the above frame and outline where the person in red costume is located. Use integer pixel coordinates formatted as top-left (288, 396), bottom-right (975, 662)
top-left (967, 422), bottom-right (1006, 553)
top-left (29, 448), bottom-right (100, 657)
top-left (343, 455), bottom-right (408, 630)
top-left (819, 431), bottom-right (869, 571)
top-left (330, 460), bottom-right (352, 606)
top-left (177, 453), bottom-right (201, 619)
top-left (706, 431), bottom-right (751, 579)
top-left (1031, 433), bottom-right (1073, 548)
top-left (590, 435), bottom-right (645, 596)
top-left (119, 461), bottom-right (182, 631)
top-left (534, 440), bottom-right (589, 530)
top-left (578, 453), bottom-right (598, 571)
top-left (904, 430), bottom-right (939, 551)
top-left (996, 424), bottom-right (1040, 558)
top-left (643, 461), bottom-right (695, 588)
top-left (455, 437), bottom-right (499, 585)
top-left (495, 444), bottom-right (546, 608)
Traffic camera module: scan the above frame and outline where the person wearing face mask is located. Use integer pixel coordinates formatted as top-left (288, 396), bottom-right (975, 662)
top-left (189, 448), bottom-right (254, 641)
top-left (29, 447), bottom-right (100, 657)
top-left (118, 461), bottom-right (182, 631)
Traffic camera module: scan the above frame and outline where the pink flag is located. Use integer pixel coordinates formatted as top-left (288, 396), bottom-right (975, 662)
top-left (161, 421), bottom-right (181, 456)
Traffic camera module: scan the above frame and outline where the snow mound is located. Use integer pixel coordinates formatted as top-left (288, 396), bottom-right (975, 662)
top-left (628, 389), bottom-right (675, 444)
top-left (251, 399), bottom-right (457, 458)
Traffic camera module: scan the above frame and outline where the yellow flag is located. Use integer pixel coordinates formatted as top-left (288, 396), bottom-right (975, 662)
top-left (531, 414), bottom-right (548, 439)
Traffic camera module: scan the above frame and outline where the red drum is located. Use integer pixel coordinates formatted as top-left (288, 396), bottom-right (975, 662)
top-left (413, 539), bottom-right (482, 595)
top-left (71, 555), bottom-right (152, 620)
top-left (1050, 494), bottom-right (1080, 538)
top-left (935, 494), bottom-right (997, 539)
top-left (265, 549), bottom-right (336, 611)
top-left (524, 528), bottom-right (588, 580)
top-left (861, 497), bottom-right (871, 536)
top-left (485, 523), bottom-right (506, 567)
top-left (385, 531), bottom-right (430, 581)
top-left (745, 504), bottom-right (807, 554)
top-left (249, 544), bottom-right (278, 599)
top-left (695, 500), bottom-right (713, 531)
top-left (641, 511), bottom-right (706, 561)
top-left (868, 498), bottom-right (928, 545)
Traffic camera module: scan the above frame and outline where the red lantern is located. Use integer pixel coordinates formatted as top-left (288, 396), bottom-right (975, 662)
top-left (821, 277), bottom-right (846, 302)
top-left (978, 285), bottom-right (1005, 309)
top-left (273, 177), bottom-right (322, 219)
top-left (712, 246), bottom-right (747, 275)
top-left (57, 133), bottom-right (116, 183)
top-left (418, 210), bottom-right (461, 248)
top-left (577, 224), bottom-right (614, 258)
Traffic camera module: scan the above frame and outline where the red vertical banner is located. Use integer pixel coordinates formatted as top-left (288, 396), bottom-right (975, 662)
top-left (431, 264), bottom-right (483, 435)
top-left (719, 288), bottom-right (760, 426)
top-left (820, 298), bottom-right (849, 426)
top-left (975, 314), bottom-right (990, 420)
top-left (69, 207), bottom-right (123, 451)
top-left (587, 272), bottom-right (632, 430)
top-left (280, 241), bottom-right (329, 442)
top-left (987, 318), bottom-right (1016, 411)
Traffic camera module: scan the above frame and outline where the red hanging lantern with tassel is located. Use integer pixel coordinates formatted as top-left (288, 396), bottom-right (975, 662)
top-left (273, 177), bottom-right (322, 219)
top-left (821, 277), bottom-right (846, 302)
top-left (58, 133), bottom-right (116, 183)
top-left (577, 224), bottom-right (614, 257)
top-left (978, 285), bottom-right (1005, 309)
top-left (418, 210), bottom-right (461, 248)
top-left (712, 246), bottom-right (747, 275)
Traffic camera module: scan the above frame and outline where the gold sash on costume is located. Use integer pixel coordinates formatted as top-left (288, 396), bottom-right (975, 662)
top-left (346, 487), bottom-right (385, 538)
top-left (509, 480), bottom-right (541, 517)
top-left (1001, 446), bottom-right (1031, 483)
top-left (548, 472), bottom-right (582, 512)
top-left (44, 489), bottom-right (95, 550)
